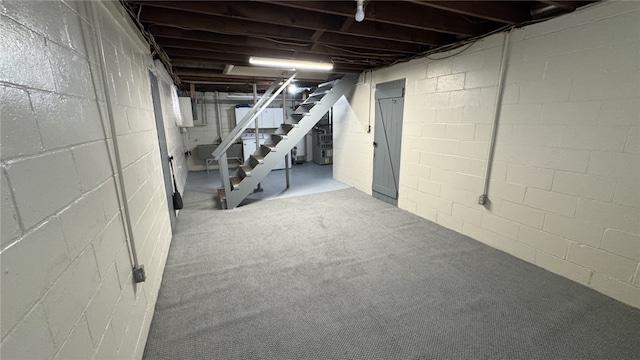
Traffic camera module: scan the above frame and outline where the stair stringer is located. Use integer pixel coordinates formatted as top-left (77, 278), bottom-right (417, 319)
top-left (224, 74), bottom-right (358, 209)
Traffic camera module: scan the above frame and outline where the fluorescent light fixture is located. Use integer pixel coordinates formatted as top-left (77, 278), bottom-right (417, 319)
top-left (249, 56), bottom-right (333, 71)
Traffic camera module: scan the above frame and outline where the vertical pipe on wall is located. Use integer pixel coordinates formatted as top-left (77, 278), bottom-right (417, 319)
top-left (479, 30), bottom-right (512, 206)
top-left (89, 2), bottom-right (142, 276)
top-left (214, 91), bottom-right (222, 142)
top-left (253, 83), bottom-right (263, 192)
top-left (367, 70), bottom-right (373, 133)
top-left (253, 83), bottom-right (260, 148)
top-left (283, 90), bottom-right (290, 188)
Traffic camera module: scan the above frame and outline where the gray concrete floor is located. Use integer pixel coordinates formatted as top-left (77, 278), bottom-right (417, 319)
top-left (185, 162), bottom-right (351, 207)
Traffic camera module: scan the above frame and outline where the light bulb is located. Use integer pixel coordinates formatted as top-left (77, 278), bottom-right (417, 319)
top-left (355, 4), bottom-right (365, 22)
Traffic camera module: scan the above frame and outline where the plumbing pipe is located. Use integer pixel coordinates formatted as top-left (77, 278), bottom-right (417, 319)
top-left (253, 83), bottom-right (263, 192)
top-left (283, 90), bottom-right (290, 188)
top-left (214, 91), bottom-right (223, 142)
top-left (89, 2), bottom-right (141, 273)
top-left (479, 30), bottom-right (511, 206)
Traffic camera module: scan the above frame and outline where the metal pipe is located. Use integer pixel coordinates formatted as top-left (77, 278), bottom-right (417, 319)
top-left (283, 90), bottom-right (290, 188)
top-left (253, 83), bottom-right (259, 151)
top-left (479, 30), bottom-right (511, 206)
top-left (252, 83), bottom-right (264, 192)
top-left (89, 2), bottom-right (141, 272)
top-left (214, 91), bottom-right (222, 142)
top-left (301, 90), bottom-right (310, 161)
top-left (201, 93), bottom-right (207, 125)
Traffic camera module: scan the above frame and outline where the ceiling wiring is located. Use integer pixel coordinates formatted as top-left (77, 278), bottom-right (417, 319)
top-left (120, 1), bottom-right (181, 85)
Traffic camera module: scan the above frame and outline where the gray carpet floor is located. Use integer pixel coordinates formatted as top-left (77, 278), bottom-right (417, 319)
top-left (144, 188), bottom-right (640, 360)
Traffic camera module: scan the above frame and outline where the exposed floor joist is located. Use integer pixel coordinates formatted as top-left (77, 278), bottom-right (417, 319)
top-left (124, 0), bottom-right (596, 92)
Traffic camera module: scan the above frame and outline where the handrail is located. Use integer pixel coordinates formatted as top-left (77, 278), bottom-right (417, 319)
top-left (212, 73), bottom-right (298, 160)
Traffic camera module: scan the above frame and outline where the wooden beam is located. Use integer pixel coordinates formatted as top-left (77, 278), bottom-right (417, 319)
top-left (316, 32), bottom-right (423, 54)
top-left (538, 1), bottom-right (589, 10)
top-left (171, 60), bottom-right (226, 71)
top-left (139, 6), bottom-right (316, 41)
top-left (149, 25), bottom-right (419, 54)
top-left (173, 64), bottom-right (330, 83)
top-left (137, 1), bottom-right (446, 45)
top-left (154, 36), bottom-right (406, 62)
top-left (149, 25), bottom-right (313, 51)
top-left (137, 1), bottom-right (345, 33)
top-left (163, 47), bottom-right (331, 65)
top-left (156, 38), bottom-right (297, 59)
top-left (166, 52), bottom-right (369, 73)
top-left (266, 0), bottom-right (488, 36)
top-left (407, 1), bottom-right (531, 24)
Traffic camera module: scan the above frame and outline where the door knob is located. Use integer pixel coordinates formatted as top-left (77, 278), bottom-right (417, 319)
top-left (373, 142), bottom-right (378, 147)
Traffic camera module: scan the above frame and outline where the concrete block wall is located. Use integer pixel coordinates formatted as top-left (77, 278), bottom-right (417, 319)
top-left (1, 1), bottom-right (183, 358)
top-left (333, 77), bottom-right (375, 194)
top-left (334, 1), bottom-right (640, 308)
top-left (153, 63), bottom-right (188, 193)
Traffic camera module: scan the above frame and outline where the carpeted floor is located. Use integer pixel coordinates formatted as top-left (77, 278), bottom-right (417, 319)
top-left (144, 188), bottom-right (640, 360)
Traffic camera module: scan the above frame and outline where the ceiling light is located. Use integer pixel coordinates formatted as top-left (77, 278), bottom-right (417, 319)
top-left (288, 84), bottom-right (298, 94)
top-left (249, 57), bottom-right (333, 71)
top-left (355, 0), bottom-right (365, 22)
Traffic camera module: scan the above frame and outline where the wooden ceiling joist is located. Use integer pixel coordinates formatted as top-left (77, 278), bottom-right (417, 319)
top-left (408, 1), bottom-right (531, 24)
top-left (265, 0), bottom-right (489, 37)
top-left (124, 0), bottom-right (593, 92)
top-left (137, 1), bottom-right (447, 46)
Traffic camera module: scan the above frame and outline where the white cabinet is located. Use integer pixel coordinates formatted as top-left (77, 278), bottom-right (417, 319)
top-left (235, 107), bottom-right (284, 128)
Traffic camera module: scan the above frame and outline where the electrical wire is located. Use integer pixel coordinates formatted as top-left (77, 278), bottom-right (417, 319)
top-left (382, 11), bottom-right (576, 70)
top-left (425, 40), bottom-right (478, 60)
top-left (323, 43), bottom-right (406, 58)
top-left (120, 1), bottom-right (181, 85)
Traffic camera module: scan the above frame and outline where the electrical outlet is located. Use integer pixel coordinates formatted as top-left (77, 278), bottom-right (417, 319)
top-left (133, 265), bottom-right (146, 283)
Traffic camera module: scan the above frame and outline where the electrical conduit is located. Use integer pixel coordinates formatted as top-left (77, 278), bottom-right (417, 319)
top-left (89, 2), bottom-right (143, 281)
top-left (479, 30), bottom-right (512, 206)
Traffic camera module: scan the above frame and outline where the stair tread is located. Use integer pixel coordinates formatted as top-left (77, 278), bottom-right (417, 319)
top-left (251, 154), bottom-right (264, 163)
top-left (239, 165), bottom-right (253, 176)
top-left (318, 79), bottom-right (339, 88)
top-left (230, 176), bottom-right (241, 189)
top-left (309, 90), bottom-right (330, 97)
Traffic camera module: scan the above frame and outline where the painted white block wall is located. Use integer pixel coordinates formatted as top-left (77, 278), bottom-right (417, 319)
top-left (1, 1), bottom-right (185, 358)
top-left (334, 1), bottom-right (640, 308)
